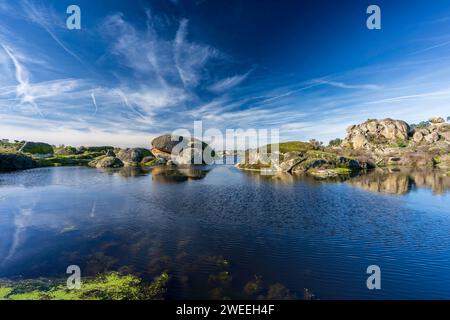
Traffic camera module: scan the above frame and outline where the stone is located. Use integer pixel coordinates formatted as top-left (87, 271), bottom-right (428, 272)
top-left (116, 148), bottom-right (152, 166)
top-left (151, 134), bottom-right (186, 154)
top-left (55, 146), bottom-right (77, 155)
top-left (424, 131), bottom-right (439, 144)
top-left (413, 131), bottom-right (424, 143)
top-left (439, 131), bottom-right (450, 142)
top-left (151, 148), bottom-right (172, 161)
top-left (343, 119), bottom-right (410, 150)
top-left (88, 156), bottom-right (124, 168)
top-left (279, 151), bottom-right (305, 172)
top-left (429, 117), bottom-right (445, 124)
top-left (175, 147), bottom-right (204, 165)
top-left (151, 135), bottom-right (215, 164)
top-left (106, 149), bottom-right (116, 157)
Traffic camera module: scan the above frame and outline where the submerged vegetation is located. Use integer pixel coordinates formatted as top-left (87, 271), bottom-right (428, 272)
top-left (0, 272), bottom-right (169, 300)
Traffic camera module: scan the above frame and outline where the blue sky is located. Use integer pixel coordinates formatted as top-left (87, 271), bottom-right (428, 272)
top-left (0, 0), bottom-right (450, 148)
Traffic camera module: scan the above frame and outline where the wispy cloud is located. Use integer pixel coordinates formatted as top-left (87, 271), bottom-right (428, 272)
top-left (90, 92), bottom-right (98, 115)
top-left (207, 72), bottom-right (250, 93)
top-left (1, 43), bottom-right (43, 116)
top-left (312, 79), bottom-right (382, 90)
top-left (174, 18), bottom-right (219, 88)
top-left (20, 0), bottom-right (84, 65)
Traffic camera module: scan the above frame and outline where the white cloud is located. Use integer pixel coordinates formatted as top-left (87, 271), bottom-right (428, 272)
top-left (313, 79), bottom-right (382, 90)
top-left (174, 19), bottom-right (219, 87)
top-left (1, 43), bottom-right (43, 116)
top-left (207, 72), bottom-right (250, 93)
top-left (20, 0), bottom-right (84, 65)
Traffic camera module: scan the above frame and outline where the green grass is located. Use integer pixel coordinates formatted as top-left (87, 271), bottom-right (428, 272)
top-left (334, 168), bottom-right (353, 175)
top-left (141, 158), bottom-right (159, 166)
top-left (0, 272), bottom-right (169, 300)
top-left (388, 140), bottom-right (408, 148)
top-left (35, 152), bottom-right (104, 167)
top-left (263, 141), bottom-right (313, 154)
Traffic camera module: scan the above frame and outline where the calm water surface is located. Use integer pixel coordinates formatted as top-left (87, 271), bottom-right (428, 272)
top-left (0, 165), bottom-right (449, 299)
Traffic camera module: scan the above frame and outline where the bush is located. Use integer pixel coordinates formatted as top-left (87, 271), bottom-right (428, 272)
top-left (328, 138), bottom-right (343, 147)
top-left (410, 121), bottom-right (430, 130)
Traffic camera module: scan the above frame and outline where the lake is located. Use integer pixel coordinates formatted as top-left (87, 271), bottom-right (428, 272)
top-left (0, 165), bottom-right (449, 299)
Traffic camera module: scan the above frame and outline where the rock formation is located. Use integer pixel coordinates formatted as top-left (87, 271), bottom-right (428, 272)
top-left (151, 134), bottom-right (215, 165)
top-left (116, 148), bottom-right (153, 166)
top-left (342, 119), bottom-right (411, 150)
top-left (88, 155), bottom-right (124, 168)
top-left (19, 142), bottom-right (54, 156)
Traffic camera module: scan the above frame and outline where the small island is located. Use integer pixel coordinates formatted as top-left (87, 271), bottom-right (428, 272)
top-left (237, 117), bottom-right (450, 178)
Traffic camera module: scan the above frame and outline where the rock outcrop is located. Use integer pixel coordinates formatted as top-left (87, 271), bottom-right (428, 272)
top-left (88, 155), bottom-right (124, 168)
top-left (342, 119), bottom-right (411, 150)
top-left (151, 134), bottom-right (215, 165)
top-left (0, 154), bottom-right (37, 172)
top-left (19, 142), bottom-right (54, 156)
top-left (116, 148), bottom-right (153, 166)
top-left (410, 119), bottom-right (450, 145)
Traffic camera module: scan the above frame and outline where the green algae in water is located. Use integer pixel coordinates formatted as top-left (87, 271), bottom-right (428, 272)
top-left (0, 272), bottom-right (169, 300)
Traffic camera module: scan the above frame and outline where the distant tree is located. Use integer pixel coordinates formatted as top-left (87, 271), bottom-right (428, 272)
top-left (447, 116), bottom-right (450, 122)
top-left (309, 139), bottom-right (323, 150)
top-left (410, 121), bottom-right (430, 130)
top-left (328, 138), bottom-right (343, 147)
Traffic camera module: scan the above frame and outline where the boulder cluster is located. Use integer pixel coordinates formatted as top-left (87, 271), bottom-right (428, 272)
top-left (87, 135), bottom-right (215, 168)
top-left (88, 148), bottom-right (156, 168)
top-left (342, 119), bottom-right (411, 150)
top-left (412, 117), bottom-right (450, 145)
top-left (340, 117), bottom-right (450, 169)
top-left (151, 134), bottom-right (215, 165)
top-left (238, 117), bottom-right (449, 177)
top-left (342, 117), bottom-right (450, 150)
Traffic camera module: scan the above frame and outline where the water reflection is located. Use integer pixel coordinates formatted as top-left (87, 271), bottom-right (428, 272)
top-left (0, 166), bottom-right (450, 299)
top-left (241, 168), bottom-right (449, 195)
top-left (151, 165), bottom-right (210, 183)
top-left (241, 170), bottom-right (363, 185)
top-left (347, 168), bottom-right (449, 195)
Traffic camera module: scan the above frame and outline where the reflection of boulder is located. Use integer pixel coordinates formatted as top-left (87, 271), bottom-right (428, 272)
top-left (0, 153), bottom-right (37, 172)
top-left (241, 170), bottom-right (357, 185)
top-left (151, 166), bottom-right (209, 183)
top-left (348, 170), bottom-right (411, 194)
top-left (117, 166), bottom-right (151, 177)
top-left (347, 168), bottom-right (449, 195)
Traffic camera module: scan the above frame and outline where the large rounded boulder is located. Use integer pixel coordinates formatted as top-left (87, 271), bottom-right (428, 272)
top-left (151, 134), bottom-right (215, 165)
top-left (88, 155), bottom-right (124, 168)
top-left (19, 142), bottom-right (54, 155)
top-left (116, 148), bottom-right (153, 166)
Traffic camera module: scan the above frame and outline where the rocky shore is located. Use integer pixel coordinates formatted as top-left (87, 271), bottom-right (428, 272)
top-left (1, 117), bottom-right (449, 178)
top-left (237, 117), bottom-right (450, 178)
top-left (0, 134), bottom-right (216, 172)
